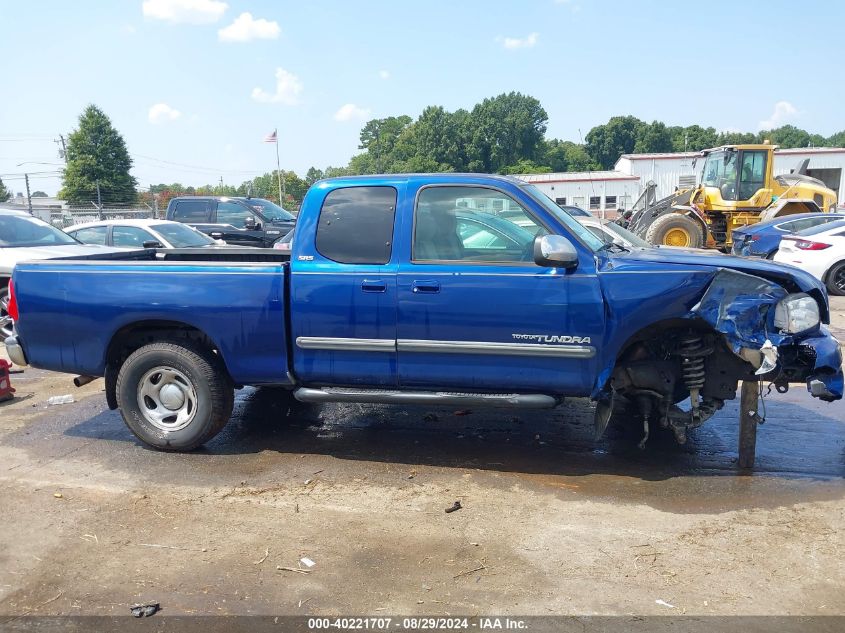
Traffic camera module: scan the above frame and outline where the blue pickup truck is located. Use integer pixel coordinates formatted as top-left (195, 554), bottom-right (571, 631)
top-left (5, 174), bottom-right (843, 454)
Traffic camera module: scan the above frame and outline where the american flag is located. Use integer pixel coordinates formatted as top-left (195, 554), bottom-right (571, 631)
top-left (264, 130), bottom-right (277, 143)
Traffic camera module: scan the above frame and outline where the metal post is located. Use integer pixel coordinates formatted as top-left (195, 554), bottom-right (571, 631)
top-left (96, 181), bottom-right (103, 220)
top-left (274, 128), bottom-right (284, 206)
top-left (738, 380), bottom-right (759, 469)
top-left (24, 174), bottom-right (33, 214)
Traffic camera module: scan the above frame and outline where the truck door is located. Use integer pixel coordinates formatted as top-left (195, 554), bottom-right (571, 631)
top-left (290, 184), bottom-right (401, 387)
top-left (396, 184), bottom-right (603, 395)
top-left (213, 200), bottom-right (266, 247)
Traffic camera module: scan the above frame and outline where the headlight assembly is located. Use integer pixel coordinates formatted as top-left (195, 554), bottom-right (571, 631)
top-left (774, 293), bottom-right (820, 334)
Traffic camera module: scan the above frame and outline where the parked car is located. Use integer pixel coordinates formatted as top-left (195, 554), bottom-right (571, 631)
top-left (731, 212), bottom-right (845, 258)
top-left (165, 196), bottom-right (295, 247)
top-left (6, 174), bottom-right (841, 456)
top-left (774, 219), bottom-right (845, 295)
top-left (0, 209), bottom-right (116, 338)
top-left (67, 219), bottom-right (225, 249)
top-left (558, 204), bottom-right (590, 217)
top-left (574, 216), bottom-right (652, 249)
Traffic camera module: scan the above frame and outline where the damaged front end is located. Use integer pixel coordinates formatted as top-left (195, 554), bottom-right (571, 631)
top-left (600, 268), bottom-right (843, 444)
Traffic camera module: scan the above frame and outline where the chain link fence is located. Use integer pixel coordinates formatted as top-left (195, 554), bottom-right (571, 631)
top-left (49, 203), bottom-right (159, 229)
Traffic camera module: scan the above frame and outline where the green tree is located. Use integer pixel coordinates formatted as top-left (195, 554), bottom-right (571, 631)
top-left (716, 130), bottom-right (758, 145)
top-left (668, 125), bottom-right (719, 152)
top-left (466, 92), bottom-right (548, 172)
top-left (60, 104), bottom-right (137, 204)
top-left (305, 167), bottom-right (324, 186)
top-left (633, 121), bottom-right (673, 154)
top-left (827, 130), bottom-right (845, 147)
top-left (0, 177), bottom-right (11, 202)
top-left (585, 115), bottom-right (644, 169)
top-left (499, 159), bottom-right (551, 175)
top-left (357, 115), bottom-right (414, 172)
top-left (31, 190), bottom-right (48, 197)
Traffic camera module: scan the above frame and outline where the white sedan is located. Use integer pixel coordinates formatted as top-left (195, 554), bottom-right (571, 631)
top-left (774, 219), bottom-right (845, 296)
top-left (66, 219), bottom-right (225, 249)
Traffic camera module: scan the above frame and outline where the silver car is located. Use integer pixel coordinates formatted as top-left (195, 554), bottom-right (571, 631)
top-left (0, 209), bottom-right (114, 338)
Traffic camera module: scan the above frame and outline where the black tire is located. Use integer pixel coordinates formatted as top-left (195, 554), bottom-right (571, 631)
top-left (826, 261), bottom-right (845, 296)
top-left (644, 214), bottom-right (704, 248)
top-left (116, 341), bottom-right (234, 451)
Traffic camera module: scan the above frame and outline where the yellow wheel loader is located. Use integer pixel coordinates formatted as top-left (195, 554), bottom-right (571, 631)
top-left (625, 144), bottom-right (838, 250)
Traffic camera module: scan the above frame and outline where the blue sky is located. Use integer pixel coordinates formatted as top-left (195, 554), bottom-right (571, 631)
top-left (1, 0), bottom-right (842, 196)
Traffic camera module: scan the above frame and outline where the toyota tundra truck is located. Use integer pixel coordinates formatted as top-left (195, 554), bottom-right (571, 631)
top-left (5, 174), bottom-right (843, 456)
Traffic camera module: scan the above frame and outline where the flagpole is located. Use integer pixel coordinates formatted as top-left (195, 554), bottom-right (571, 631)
top-left (274, 128), bottom-right (283, 206)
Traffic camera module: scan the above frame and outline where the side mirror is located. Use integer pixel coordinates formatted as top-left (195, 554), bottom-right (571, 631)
top-left (533, 235), bottom-right (578, 269)
top-left (142, 240), bottom-right (164, 249)
top-left (244, 216), bottom-right (257, 230)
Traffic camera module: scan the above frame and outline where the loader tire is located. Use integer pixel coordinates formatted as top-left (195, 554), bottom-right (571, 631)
top-left (116, 341), bottom-right (234, 451)
top-left (645, 214), bottom-right (704, 248)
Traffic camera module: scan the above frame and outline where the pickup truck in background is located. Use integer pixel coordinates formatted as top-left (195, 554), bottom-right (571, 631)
top-left (5, 174), bottom-right (843, 454)
top-left (166, 196), bottom-right (296, 247)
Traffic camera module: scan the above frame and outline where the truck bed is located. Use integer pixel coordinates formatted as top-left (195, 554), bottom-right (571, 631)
top-left (12, 248), bottom-right (291, 385)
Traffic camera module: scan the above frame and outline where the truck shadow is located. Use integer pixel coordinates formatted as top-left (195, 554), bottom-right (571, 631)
top-left (61, 387), bottom-right (845, 499)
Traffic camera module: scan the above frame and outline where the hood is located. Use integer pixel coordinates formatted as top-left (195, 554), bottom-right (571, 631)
top-left (0, 244), bottom-right (119, 272)
top-left (608, 246), bottom-right (830, 318)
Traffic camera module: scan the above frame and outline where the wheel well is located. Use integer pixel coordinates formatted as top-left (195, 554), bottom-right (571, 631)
top-left (104, 320), bottom-right (229, 410)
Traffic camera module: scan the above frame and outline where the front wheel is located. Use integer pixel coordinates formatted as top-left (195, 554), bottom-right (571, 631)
top-left (826, 261), bottom-right (845, 296)
top-left (644, 214), bottom-right (704, 248)
top-left (116, 341), bottom-right (234, 451)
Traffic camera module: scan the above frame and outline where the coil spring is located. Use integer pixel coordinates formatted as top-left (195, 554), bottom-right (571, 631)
top-left (678, 335), bottom-right (707, 390)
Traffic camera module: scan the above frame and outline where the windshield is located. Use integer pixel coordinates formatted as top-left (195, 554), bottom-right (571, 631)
top-left (521, 185), bottom-right (606, 252)
top-left (797, 219), bottom-right (845, 236)
top-left (701, 150), bottom-right (739, 201)
top-left (0, 214), bottom-right (78, 248)
top-left (152, 223), bottom-right (217, 247)
top-left (242, 198), bottom-right (295, 222)
top-left (603, 221), bottom-right (651, 248)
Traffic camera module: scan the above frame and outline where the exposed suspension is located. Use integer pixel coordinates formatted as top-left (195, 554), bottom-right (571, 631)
top-left (674, 335), bottom-right (712, 422)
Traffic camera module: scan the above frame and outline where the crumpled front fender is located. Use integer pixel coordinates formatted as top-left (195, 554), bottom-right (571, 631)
top-left (691, 269), bottom-right (843, 401)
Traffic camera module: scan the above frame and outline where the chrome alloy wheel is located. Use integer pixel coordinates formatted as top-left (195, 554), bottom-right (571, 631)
top-left (136, 366), bottom-right (198, 431)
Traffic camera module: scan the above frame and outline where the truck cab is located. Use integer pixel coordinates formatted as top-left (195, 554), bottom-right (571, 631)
top-left (166, 196), bottom-right (295, 247)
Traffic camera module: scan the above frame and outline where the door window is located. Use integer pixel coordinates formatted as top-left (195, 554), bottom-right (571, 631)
top-left (738, 150), bottom-right (767, 200)
top-left (315, 186), bottom-right (397, 264)
top-left (172, 200), bottom-right (208, 221)
top-left (112, 226), bottom-right (156, 247)
top-left (69, 225), bottom-right (108, 245)
top-left (216, 201), bottom-right (256, 227)
top-left (413, 186), bottom-right (547, 263)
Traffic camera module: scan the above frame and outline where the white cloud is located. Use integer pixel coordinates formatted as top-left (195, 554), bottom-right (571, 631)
top-left (148, 103), bottom-right (182, 124)
top-left (379, 69), bottom-right (390, 80)
top-left (142, 0), bottom-right (227, 24)
top-left (759, 101), bottom-right (798, 130)
top-left (334, 103), bottom-right (371, 122)
top-left (251, 68), bottom-right (303, 105)
top-left (501, 32), bottom-right (539, 50)
top-left (218, 12), bottom-right (280, 42)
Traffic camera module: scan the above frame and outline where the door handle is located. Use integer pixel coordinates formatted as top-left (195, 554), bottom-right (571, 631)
top-left (210, 232), bottom-right (223, 238)
top-left (361, 279), bottom-right (387, 293)
top-left (412, 280), bottom-right (440, 294)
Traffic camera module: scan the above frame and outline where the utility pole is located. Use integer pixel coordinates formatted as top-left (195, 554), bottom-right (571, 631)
top-left (151, 184), bottom-right (158, 218)
top-left (95, 181), bottom-right (103, 220)
top-left (56, 135), bottom-right (68, 163)
top-left (24, 174), bottom-right (33, 215)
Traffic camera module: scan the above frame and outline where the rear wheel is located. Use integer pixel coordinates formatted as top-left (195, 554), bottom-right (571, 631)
top-left (644, 214), bottom-right (704, 248)
top-left (116, 341), bottom-right (234, 451)
top-left (826, 261), bottom-right (845, 296)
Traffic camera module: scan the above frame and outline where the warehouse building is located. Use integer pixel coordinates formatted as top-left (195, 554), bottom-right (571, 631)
top-left (520, 147), bottom-right (845, 214)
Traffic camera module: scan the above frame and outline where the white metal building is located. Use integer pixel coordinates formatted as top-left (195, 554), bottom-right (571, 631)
top-left (519, 147), bottom-right (845, 214)
top-left (517, 171), bottom-right (640, 218)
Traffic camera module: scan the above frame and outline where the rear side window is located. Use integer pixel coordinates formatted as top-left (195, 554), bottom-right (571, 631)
top-left (315, 186), bottom-right (396, 264)
top-left (172, 200), bottom-right (208, 221)
top-left (70, 225), bottom-right (108, 245)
